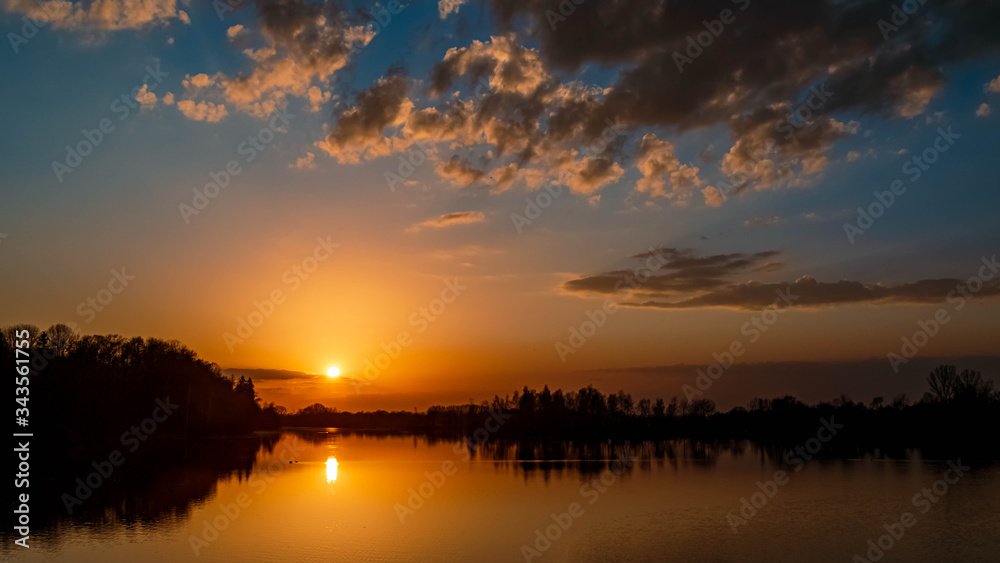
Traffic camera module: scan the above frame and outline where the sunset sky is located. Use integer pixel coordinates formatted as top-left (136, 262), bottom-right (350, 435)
top-left (2, 0), bottom-right (999, 411)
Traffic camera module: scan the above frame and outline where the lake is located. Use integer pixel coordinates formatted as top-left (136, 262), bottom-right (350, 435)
top-left (6, 430), bottom-right (1000, 562)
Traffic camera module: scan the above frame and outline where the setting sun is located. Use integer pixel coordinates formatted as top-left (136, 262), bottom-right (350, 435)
top-left (326, 366), bottom-right (340, 378)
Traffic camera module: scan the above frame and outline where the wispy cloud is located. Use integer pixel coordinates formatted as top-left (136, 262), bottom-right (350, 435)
top-left (407, 211), bottom-right (485, 233)
top-left (744, 216), bottom-right (781, 228)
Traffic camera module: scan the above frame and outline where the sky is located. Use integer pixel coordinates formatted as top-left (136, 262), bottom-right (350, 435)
top-left (1, 0), bottom-right (999, 412)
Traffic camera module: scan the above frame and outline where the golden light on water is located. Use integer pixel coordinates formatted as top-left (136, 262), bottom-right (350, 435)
top-left (326, 457), bottom-right (338, 482)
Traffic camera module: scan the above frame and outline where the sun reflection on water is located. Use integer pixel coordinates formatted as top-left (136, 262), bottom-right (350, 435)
top-left (326, 457), bottom-right (338, 482)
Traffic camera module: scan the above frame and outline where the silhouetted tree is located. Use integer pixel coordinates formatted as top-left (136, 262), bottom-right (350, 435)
top-left (926, 365), bottom-right (959, 403)
top-left (638, 398), bottom-right (652, 417)
top-left (45, 323), bottom-right (79, 356)
top-left (653, 398), bottom-right (665, 417)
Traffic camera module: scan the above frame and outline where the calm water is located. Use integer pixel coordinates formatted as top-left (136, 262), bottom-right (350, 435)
top-left (6, 430), bottom-right (1000, 562)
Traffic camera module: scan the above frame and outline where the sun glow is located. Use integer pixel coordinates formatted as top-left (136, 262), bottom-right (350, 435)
top-left (327, 366), bottom-right (340, 377)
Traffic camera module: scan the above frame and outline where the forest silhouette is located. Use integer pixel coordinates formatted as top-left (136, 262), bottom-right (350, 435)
top-left (4, 325), bottom-right (998, 460)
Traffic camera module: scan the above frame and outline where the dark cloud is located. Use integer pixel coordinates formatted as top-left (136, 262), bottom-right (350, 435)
top-left (256, 0), bottom-right (354, 65)
top-left (320, 73), bottom-right (412, 162)
top-left (436, 155), bottom-right (487, 185)
top-left (627, 276), bottom-right (1000, 310)
top-left (222, 368), bottom-right (322, 381)
top-left (484, 0), bottom-right (1000, 187)
top-left (566, 247), bottom-right (1000, 309)
top-left (566, 248), bottom-right (779, 295)
top-left (305, 0), bottom-right (999, 200)
top-left (491, 0), bottom-right (999, 121)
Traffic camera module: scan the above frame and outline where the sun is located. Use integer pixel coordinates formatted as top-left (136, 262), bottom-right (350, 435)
top-left (326, 366), bottom-right (340, 377)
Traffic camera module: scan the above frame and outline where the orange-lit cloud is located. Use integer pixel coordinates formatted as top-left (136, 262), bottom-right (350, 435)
top-left (407, 211), bottom-right (485, 232)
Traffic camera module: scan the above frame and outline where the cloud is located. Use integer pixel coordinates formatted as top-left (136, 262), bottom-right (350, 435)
top-left (407, 211), bottom-right (486, 232)
top-left (989, 75), bottom-right (1000, 94)
top-left (492, 0), bottom-right (994, 123)
top-left (436, 155), bottom-right (486, 186)
top-left (701, 186), bottom-right (724, 208)
top-left (4, 0), bottom-right (181, 33)
top-left (222, 368), bottom-right (322, 381)
top-left (551, 150), bottom-right (624, 194)
top-left (564, 248), bottom-right (780, 296)
top-left (183, 73), bottom-right (213, 89)
top-left (306, 86), bottom-right (332, 112)
top-left (134, 84), bottom-right (157, 110)
top-left (162, 92), bottom-right (175, 105)
top-left (719, 106), bottom-right (857, 191)
top-left (182, 0), bottom-right (374, 119)
top-left (744, 216), bottom-right (780, 228)
top-left (627, 276), bottom-right (1000, 310)
top-left (227, 24), bottom-right (246, 39)
top-left (317, 73), bottom-right (413, 163)
top-left (291, 152), bottom-right (317, 170)
top-left (430, 34), bottom-right (550, 97)
top-left (176, 100), bottom-right (227, 122)
top-left (976, 103), bottom-right (992, 117)
top-left (318, 36), bottom-right (629, 195)
top-left (438, 0), bottom-right (466, 19)
top-left (563, 248), bottom-right (1000, 310)
top-left (634, 134), bottom-right (706, 205)
top-left (178, 9), bottom-right (189, 25)
top-left (481, 0), bottom-right (999, 190)
top-left (160, 0), bottom-right (996, 206)
top-left (429, 244), bottom-right (495, 260)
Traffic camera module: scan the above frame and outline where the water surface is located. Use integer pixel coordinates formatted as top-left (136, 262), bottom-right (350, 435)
top-left (7, 431), bottom-right (1000, 562)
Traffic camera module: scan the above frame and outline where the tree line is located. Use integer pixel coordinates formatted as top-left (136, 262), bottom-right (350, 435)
top-left (285, 365), bottom-right (999, 457)
top-left (5, 324), bottom-right (997, 457)
top-left (2, 324), bottom-right (280, 447)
